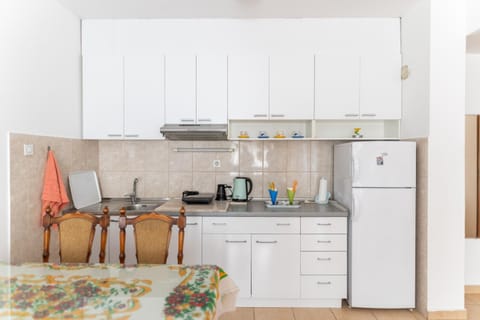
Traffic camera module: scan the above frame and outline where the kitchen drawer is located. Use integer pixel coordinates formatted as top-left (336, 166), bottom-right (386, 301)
top-left (301, 217), bottom-right (347, 234)
top-left (301, 252), bottom-right (347, 275)
top-left (301, 275), bottom-right (347, 299)
top-left (301, 234), bottom-right (347, 251)
top-left (203, 217), bottom-right (300, 234)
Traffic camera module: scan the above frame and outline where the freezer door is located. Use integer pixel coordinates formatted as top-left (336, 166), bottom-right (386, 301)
top-left (349, 188), bottom-right (415, 308)
top-left (352, 141), bottom-right (416, 188)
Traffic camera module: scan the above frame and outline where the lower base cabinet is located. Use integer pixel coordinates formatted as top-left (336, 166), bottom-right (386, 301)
top-left (167, 217), bottom-right (202, 265)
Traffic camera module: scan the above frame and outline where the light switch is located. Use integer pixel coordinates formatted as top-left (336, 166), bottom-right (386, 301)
top-left (23, 144), bottom-right (34, 156)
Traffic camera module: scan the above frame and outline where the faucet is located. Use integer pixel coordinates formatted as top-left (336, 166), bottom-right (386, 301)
top-left (125, 178), bottom-right (139, 204)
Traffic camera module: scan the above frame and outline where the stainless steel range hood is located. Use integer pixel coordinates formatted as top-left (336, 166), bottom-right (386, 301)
top-left (160, 124), bottom-right (228, 140)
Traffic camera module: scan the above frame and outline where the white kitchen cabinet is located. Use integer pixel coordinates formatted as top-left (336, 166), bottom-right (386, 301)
top-left (167, 217), bottom-right (202, 265)
top-left (124, 56), bottom-right (165, 139)
top-left (228, 55), bottom-right (269, 120)
top-left (314, 55), bottom-right (360, 119)
top-left (269, 55), bottom-right (314, 120)
top-left (165, 55), bottom-right (197, 124)
top-left (360, 54), bottom-right (401, 119)
top-left (202, 234), bottom-right (251, 298)
top-left (196, 55), bottom-right (228, 124)
top-left (83, 56), bottom-right (124, 139)
top-left (252, 234), bottom-right (300, 299)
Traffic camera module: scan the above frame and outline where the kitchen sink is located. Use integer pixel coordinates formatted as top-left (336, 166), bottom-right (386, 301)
top-left (124, 203), bottom-right (161, 211)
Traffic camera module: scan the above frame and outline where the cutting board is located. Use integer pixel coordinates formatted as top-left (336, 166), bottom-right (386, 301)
top-left (68, 170), bottom-right (102, 209)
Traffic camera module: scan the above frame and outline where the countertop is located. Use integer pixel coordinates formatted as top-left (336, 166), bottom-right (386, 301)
top-left (65, 198), bottom-right (348, 217)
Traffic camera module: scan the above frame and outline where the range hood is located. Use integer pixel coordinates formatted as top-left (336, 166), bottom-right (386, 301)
top-left (160, 124), bottom-right (228, 140)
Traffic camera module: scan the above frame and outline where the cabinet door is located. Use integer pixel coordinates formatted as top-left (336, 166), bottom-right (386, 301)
top-left (270, 55), bottom-right (314, 119)
top-left (252, 234), bottom-right (300, 298)
top-left (360, 54), bottom-right (401, 119)
top-left (203, 234), bottom-right (251, 298)
top-left (83, 56), bottom-right (124, 139)
top-left (108, 221), bottom-right (136, 265)
top-left (228, 55), bottom-right (269, 120)
top-left (167, 217), bottom-right (202, 265)
top-left (165, 55), bottom-right (196, 123)
top-left (315, 54), bottom-right (360, 119)
top-left (197, 55), bottom-right (228, 124)
top-left (124, 56), bottom-right (165, 139)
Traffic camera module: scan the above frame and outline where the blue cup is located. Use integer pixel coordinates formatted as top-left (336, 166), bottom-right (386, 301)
top-left (268, 189), bottom-right (278, 205)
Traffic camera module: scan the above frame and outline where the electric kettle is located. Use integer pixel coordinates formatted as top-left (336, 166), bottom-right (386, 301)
top-left (232, 177), bottom-right (253, 202)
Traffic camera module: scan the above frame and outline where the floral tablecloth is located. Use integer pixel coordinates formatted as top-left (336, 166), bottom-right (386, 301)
top-left (0, 263), bottom-right (239, 319)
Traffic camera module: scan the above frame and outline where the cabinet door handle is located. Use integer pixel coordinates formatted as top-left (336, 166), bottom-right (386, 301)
top-left (253, 114), bottom-right (267, 118)
top-left (110, 219), bottom-right (119, 222)
top-left (270, 114), bottom-right (285, 118)
top-left (198, 118), bottom-right (212, 122)
top-left (256, 240), bottom-right (278, 244)
top-left (125, 134), bottom-right (139, 138)
top-left (212, 223), bottom-right (227, 226)
top-left (316, 223), bottom-right (332, 226)
top-left (107, 134), bottom-right (122, 137)
top-left (180, 118), bottom-right (195, 122)
top-left (317, 257), bottom-right (332, 261)
top-left (344, 114), bottom-right (359, 117)
top-left (187, 222), bottom-right (198, 226)
top-left (276, 223), bottom-right (291, 226)
top-left (225, 240), bottom-right (247, 243)
top-left (317, 281), bottom-right (332, 285)
top-left (361, 113), bottom-right (376, 117)
top-left (317, 240), bottom-right (332, 243)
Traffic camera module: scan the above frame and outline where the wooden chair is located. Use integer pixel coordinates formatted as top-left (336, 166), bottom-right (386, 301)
top-left (42, 206), bottom-right (110, 263)
top-left (119, 207), bottom-right (186, 264)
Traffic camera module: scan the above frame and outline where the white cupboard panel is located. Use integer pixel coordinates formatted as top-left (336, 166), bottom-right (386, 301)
top-left (301, 217), bottom-right (347, 234)
top-left (252, 234), bottom-right (300, 299)
top-left (315, 55), bottom-right (360, 119)
top-left (360, 54), bottom-right (401, 119)
top-left (301, 275), bottom-right (347, 299)
top-left (301, 234), bottom-right (347, 251)
top-left (124, 56), bottom-right (165, 139)
top-left (165, 55), bottom-right (196, 123)
top-left (228, 55), bottom-right (269, 120)
top-left (197, 55), bottom-right (228, 124)
top-left (269, 55), bottom-right (314, 119)
top-left (167, 217), bottom-right (202, 265)
top-left (203, 217), bottom-right (300, 234)
top-left (203, 234), bottom-right (251, 298)
top-left (301, 252), bottom-right (347, 275)
top-left (83, 56), bottom-right (124, 139)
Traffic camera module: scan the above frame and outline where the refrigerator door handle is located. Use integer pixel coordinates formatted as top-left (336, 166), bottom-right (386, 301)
top-left (352, 191), bottom-right (358, 220)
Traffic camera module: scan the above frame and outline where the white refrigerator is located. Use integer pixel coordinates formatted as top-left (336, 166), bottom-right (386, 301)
top-left (334, 141), bottom-right (416, 309)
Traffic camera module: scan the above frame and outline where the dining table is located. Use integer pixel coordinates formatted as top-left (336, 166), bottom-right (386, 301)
top-left (0, 262), bottom-right (239, 319)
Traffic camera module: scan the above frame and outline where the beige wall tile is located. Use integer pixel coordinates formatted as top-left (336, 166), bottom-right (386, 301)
top-left (143, 141), bottom-right (169, 172)
top-left (286, 172), bottom-right (310, 199)
top-left (287, 141), bottom-right (310, 172)
top-left (193, 172), bottom-right (216, 193)
top-left (99, 141), bottom-right (127, 172)
top-left (263, 172), bottom-right (287, 199)
top-left (143, 172), bottom-right (169, 198)
top-left (124, 141), bottom-right (146, 171)
top-left (193, 152), bottom-right (216, 172)
top-left (263, 141), bottom-right (288, 172)
top-left (168, 141), bottom-right (193, 172)
top-left (240, 141), bottom-right (263, 171)
top-left (215, 172), bottom-right (240, 188)
top-left (168, 172), bottom-right (193, 198)
top-left (215, 141), bottom-right (239, 172)
top-left (311, 141), bottom-right (335, 172)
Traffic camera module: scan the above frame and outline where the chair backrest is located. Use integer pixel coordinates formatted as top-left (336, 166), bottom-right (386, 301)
top-left (42, 206), bottom-right (110, 263)
top-left (119, 207), bottom-right (186, 264)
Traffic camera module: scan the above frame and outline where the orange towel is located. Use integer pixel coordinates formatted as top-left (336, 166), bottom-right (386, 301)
top-left (41, 150), bottom-right (69, 217)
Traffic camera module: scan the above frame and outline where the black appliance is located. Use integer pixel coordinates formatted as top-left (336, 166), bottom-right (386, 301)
top-left (215, 184), bottom-right (232, 201)
top-left (182, 191), bottom-right (215, 204)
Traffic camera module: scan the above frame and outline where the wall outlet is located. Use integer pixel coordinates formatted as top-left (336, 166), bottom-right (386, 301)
top-left (213, 159), bottom-right (221, 168)
top-left (23, 144), bottom-right (34, 156)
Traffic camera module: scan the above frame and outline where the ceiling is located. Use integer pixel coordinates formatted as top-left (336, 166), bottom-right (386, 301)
top-left (57, 0), bottom-right (421, 19)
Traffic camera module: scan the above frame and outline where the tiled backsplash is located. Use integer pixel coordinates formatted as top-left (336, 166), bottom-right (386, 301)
top-left (9, 133), bottom-right (98, 264)
top-left (98, 140), bottom-right (336, 200)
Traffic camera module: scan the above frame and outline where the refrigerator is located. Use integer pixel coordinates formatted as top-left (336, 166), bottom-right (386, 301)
top-left (334, 141), bottom-right (416, 309)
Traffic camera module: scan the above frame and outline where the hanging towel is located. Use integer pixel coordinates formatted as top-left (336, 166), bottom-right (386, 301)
top-left (41, 150), bottom-right (69, 217)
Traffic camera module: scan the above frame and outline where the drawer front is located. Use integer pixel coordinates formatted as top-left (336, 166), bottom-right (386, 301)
top-left (203, 217), bottom-right (300, 234)
top-left (301, 275), bottom-right (347, 299)
top-left (301, 234), bottom-right (347, 251)
top-left (301, 252), bottom-right (347, 275)
top-left (301, 217), bottom-right (347, 234)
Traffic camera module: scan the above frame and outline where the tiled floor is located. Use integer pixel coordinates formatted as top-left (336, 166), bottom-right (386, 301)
top-left (220, 294), bottom-right (480, 320)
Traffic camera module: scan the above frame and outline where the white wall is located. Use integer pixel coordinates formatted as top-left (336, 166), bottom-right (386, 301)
top-left (0, 0), bottom-right (82, 262)
top-left (400, 0), bottom-right (430, 138)
top-left (466, 54), bottom-right (480, 114)
top-left (427, 0), bottom-right (466, 311)
top-left (467, 0), bottom-right (480, 35)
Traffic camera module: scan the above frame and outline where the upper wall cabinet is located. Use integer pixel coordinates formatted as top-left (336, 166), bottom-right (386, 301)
top-left (228, 55), bottom-right (270, 120)
top-left (269, 55), bottom-right (314, 120)
top-left (83, 56), bottom-right (165, 139)
top-left (165, 55), bottom-right (197, 124)
top-left (360, 54), bottom-right (401, 120)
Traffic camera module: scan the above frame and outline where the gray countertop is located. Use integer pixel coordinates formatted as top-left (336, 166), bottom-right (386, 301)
top-left (65, 198), bottom-right (348, 217)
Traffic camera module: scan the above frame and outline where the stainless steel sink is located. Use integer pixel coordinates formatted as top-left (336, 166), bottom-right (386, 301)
top-left (124, 203), bottom-right (160, 211)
